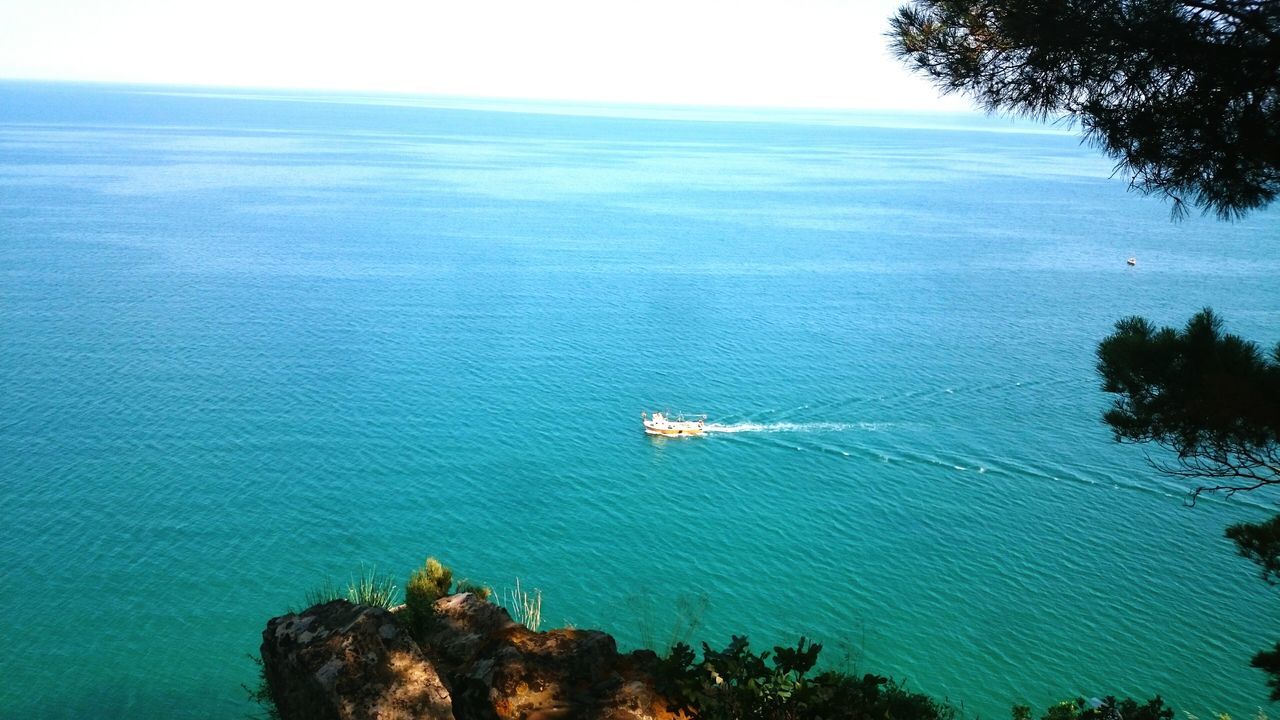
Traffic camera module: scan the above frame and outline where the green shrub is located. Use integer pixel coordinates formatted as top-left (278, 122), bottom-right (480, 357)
top-left (405, 557), bottom-right (453, 638)
top-left (655, 635), bottom-right (955, 720)
top-left (456, 579), bottom-right (494, 601)
top-left (1017, 697), bottom-right (1173, 720)
top-left (1041, 700), bottom-right (1080, 720)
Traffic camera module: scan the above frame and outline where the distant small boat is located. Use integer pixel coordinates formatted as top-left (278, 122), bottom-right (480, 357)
top-left (1127, 257), bottom-right (1137, 266)
top-left (642, 411), bottom-right (706, 437)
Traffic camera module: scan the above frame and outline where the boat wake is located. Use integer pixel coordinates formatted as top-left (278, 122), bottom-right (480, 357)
top-left (703, 421), bottom-right (886, 434)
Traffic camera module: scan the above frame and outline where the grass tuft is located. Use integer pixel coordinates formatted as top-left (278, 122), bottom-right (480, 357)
top-left (292, 580), bottom-right (342, 613)
top-left (505, 578), bottom-right (543, 631)
top-left (346, 565), bottom-right (399, 609)
top-left (627, 591), bottom-right (710, 657)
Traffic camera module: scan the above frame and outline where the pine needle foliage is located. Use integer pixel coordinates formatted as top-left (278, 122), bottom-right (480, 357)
top-left (1098, 309), bottom-right (1280, 701)
top-left (889, 0), bottom-right (1280, 219)
top-left (1097, 308), bottom-right (1280, 502)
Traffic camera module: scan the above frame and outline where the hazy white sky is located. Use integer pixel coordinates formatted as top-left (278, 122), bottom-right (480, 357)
top-left (0, 0), bottom-right (971, 110)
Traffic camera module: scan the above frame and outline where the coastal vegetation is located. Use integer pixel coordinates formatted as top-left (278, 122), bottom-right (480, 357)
top-left (1097, 310), bottom-right (1280, 509)
top-left (346, 565), bottom-right (400, 609)
top-left (257, 558), bottom-right (1183, 720)
top-left (1099, 311), bottom-right (1280, 699)
top-left (653, 635), bottom-right (957, 720)
top-left (295, 565), bottom-right (400, 611)
top-left (504, 577), bottom-right (543, 631)
top-left (891, 0), bottom-right (1279, 703)
top-left (1012, 697), bottom-right (1173, 720)
top-left (629, 591), bottom-right (712, 656)
top-left (254, 5), bottom-right (1280, 717)
top-left (245, 655), bottom-right (281, 720)
top-left (404, 557), bottom-right (457, 638)
top-left (889, 0), bottom-right (1278, 219)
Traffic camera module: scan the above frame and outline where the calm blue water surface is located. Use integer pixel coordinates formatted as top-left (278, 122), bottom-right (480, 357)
top-left (2, 81), bottom-right (1278, 719)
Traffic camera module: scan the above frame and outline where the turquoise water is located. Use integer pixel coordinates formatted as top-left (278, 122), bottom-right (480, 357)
top-left (2, 81), bottom-right (1278, 719)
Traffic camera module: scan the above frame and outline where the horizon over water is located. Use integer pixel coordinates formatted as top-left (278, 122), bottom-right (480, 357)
top-left (2, 80), bottom-right (1278, 719)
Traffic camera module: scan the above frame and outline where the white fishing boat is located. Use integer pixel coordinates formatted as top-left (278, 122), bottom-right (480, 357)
top-left (642, 411), bottom-right (706, 437)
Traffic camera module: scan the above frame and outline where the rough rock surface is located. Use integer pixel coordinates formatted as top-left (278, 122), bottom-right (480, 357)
top-left (262, 599), bottom-right (454, 720)
top-left (423, 593), bottom-right (679, 720)
top-left (261, 594), bottom-right (681, 720)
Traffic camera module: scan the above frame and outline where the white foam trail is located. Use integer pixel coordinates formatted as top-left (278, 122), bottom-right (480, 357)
top-left (703, 421), bottom-right (886, 433)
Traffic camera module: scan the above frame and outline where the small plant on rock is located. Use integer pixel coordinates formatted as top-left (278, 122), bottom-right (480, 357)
top-left (243, 654), bottom-right (281, 720)
top-left (456, 578), bottom-right (494, 601)
top-left (300, 580), bottom-right (342, 610)
top-left (503, 578), bottom-right (543, 631)
top-left (405, 557), bottom-right (453, 638)
top-left (346, 565), bottom-right (399, 609)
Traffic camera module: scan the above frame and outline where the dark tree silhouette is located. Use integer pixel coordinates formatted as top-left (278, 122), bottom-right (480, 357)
top-left (889, 0), bottom-right (1280, 219)
top-left (1097, 310), bottom-right (1280, 697)
top-left (1254, 641), bottom-right (1280, 701)
top-left (889, 1), bottom-right (1280, 700)
top-left (1227, 514), bottom-right (1280, 585)
top-left (1097, 309), bottom-right (1280, 502)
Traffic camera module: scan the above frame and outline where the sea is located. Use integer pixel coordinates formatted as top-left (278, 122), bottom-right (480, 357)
top-left (1, 80), bottom-right (1278, 720)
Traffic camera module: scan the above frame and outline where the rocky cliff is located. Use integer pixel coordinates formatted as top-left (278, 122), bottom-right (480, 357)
top-left (261, 593), bottom-right (682, 720)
